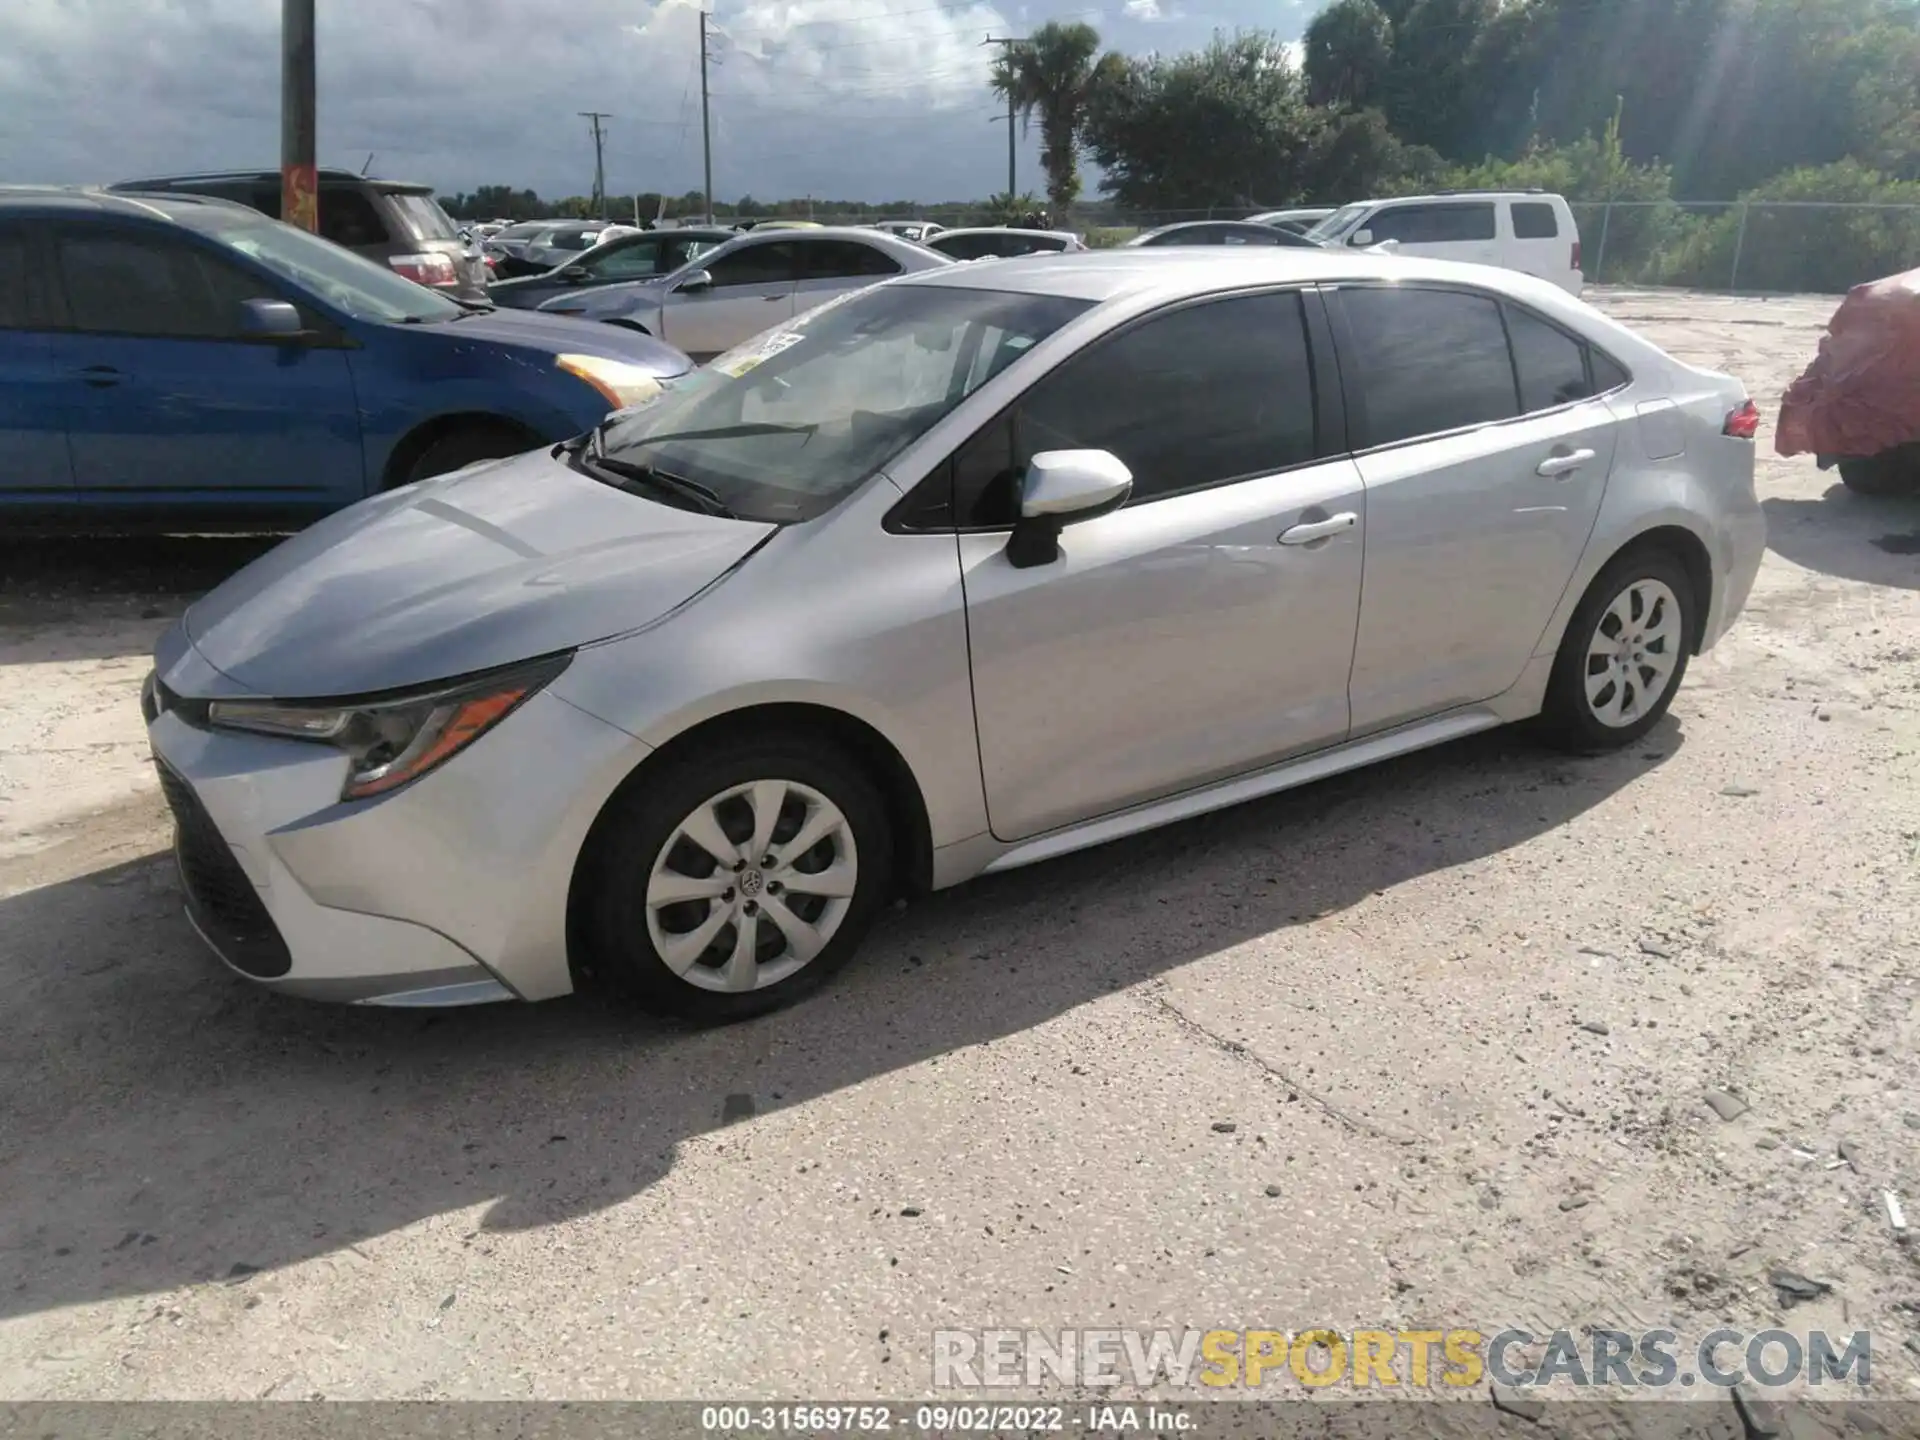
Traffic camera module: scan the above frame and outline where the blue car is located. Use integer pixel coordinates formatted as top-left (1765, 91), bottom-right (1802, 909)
top-left (0, 188), bottom-right (693, 530)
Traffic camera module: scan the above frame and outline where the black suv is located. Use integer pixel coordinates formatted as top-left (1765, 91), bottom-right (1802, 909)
top-left (106, 168), bottom-right (488, 303)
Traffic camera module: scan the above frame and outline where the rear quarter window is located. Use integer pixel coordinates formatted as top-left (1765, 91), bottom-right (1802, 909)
top-left (1511, 203), bottom-right (1560, 240)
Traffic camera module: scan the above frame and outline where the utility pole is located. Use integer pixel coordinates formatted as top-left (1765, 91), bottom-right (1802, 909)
top-left (579, 110), bottom-right (612, 219)
top-left (281, 0), bottom-right (317, 232)
top-left (984, 36), bottom-right (1026, 204)
top-left (699, 11), bottom-right (715, 224)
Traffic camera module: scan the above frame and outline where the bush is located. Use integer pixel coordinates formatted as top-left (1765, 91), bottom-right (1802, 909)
top-left (1656, 161), bottom-right (1920, 292)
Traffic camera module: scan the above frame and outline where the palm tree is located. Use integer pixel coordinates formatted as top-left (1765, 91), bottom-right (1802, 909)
top-left (990, 21), bottom-right (1107, 214)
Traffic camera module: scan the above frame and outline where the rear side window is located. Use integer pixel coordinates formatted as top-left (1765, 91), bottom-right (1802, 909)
top-left (802, 241), bottom-right (901, 280)
top-left (0, 231), bottom-right (33, 328)
top-left (1369, 204), bottom-right (1497, 244)
top-left (1341, 287), bottom-right (1518, 445)
top-left (1011, 290), bottom-right (1320, 508)
top-left (1504, 305), bottom-right (1593, 412)
top-left (318, 189), bottom-right (389, 248)
top-left (1511, 202), bottom-right (1560, 239)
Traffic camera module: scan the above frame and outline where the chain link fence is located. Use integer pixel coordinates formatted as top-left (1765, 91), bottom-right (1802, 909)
top-left (789, 200), bottom-right (1920, 294)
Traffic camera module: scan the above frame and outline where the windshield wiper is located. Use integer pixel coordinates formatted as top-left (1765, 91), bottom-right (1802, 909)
top-left (576, 452), bottom-right (737, 518)
top-left (623, 421), bottom-right (818, 447)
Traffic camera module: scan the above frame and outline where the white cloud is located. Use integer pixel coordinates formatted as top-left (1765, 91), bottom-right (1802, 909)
top-left (1123, 0), bottom-right (1168, 19)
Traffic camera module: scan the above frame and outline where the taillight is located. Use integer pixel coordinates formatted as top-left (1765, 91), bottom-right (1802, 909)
top-left (1571, 240), bottom-right (1582, 272)
top-left (387, 252), bottom-right (459, 288)
top-left (1723, 399), bottom-right (1760, 439)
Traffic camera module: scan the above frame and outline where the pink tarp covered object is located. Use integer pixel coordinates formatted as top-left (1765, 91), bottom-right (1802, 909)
top-left (1776, 267), bottom-right (1920, 459)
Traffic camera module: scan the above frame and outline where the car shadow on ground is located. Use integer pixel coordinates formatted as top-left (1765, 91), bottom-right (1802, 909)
top-left (1763, 485), bottom-right (1920, 590)
top-left (0, 718), bottom-right (1682, 1322)
top-left (0, 536), bottom-right (281, 663)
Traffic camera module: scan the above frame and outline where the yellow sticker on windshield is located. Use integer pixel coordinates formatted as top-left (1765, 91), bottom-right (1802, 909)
top-left (713, 330), bottom-right (805, 377)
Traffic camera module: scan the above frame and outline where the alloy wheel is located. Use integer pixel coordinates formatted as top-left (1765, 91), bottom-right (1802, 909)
top-left (1584, 577), bottom-right (1683, 728)
top-left (644, 779), bottom-right (859, 993)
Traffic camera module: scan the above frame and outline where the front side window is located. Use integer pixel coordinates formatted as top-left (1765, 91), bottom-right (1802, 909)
top-left (1369, 204), bottom-right (1497, 244)
top-left (591, 283), bottom-right (1090, 523)
top-left (0, 231), bottom-right (33, 328)
top-left (1341, 287), bottom-right (1518, 445)
top-left (57, 233), bottom-right (238, 338)
top-left (958, 291), bottom-right (1320, 521)
top-left (585, 238), bottom-right (666, 280)
top-left (1505, 305), bottom-right (1593, 412)
top-left (704, 242), bottom-right (799, 289)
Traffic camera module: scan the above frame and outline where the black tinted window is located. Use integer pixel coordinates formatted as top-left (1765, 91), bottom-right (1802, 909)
top-left (937, 234), bottom-right (989, 259)
top-left (802, 240), bottom-right (900, 280)
top-left (707, 242), bottom-right (799, 288)
top-left (1505, 305), bottom-right (1593, 412)
top-left (1511, 202), bottom-right (1559, 239)
top-left (1591, 349), bottom-right (1630, 392)
top-left (58, 233), bottom-right (241, 339)
top-left (1369, 204), bottom-right (1497, 243)
top-left (318, 189), bottom-right (387, 248)
top-left (0, 232), bottom-right (32, 328)
top-left (1342, 287), bottom-right (1518, 445)
top-left (1010, 291), bottom-right (1319, 508)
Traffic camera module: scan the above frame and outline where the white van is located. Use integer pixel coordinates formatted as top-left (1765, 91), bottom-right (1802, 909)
top-left (1305, 192), bottom-right (1584, 295)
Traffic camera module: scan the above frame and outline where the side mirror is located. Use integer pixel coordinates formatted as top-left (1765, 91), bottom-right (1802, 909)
top-left (1349, 228), bottom-right (1375, 247)
top-left (239, 298), bottom-right (305, 340)
top-left (561, 264), bottom-right (591, 282)
top-left (677, 268), bottom-right (716, 293)
top-left (1006, 449), bottom-right (1133, 569)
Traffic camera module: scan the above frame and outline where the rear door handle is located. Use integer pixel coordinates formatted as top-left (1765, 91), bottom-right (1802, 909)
top-left (1536, 447), bottom-right (1596, 477)
top-left (1279, 512), bottom-right (1358, 545)
top-left (78, 365), bottom-right (123, 389)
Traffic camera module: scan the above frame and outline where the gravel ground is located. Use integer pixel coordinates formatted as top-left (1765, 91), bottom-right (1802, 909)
top-left (1, 287), bottom-right (1917, 1422)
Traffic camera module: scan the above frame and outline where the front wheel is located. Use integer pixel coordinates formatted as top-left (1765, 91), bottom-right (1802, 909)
top-left (573, 738), bottom-right (892, 1022)
top-left (1539, 547), bottom-right (1697, 753)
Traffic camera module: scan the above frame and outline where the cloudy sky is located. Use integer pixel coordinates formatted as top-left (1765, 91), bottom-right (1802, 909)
top-left (3, 0), bottom-right (1316, 205)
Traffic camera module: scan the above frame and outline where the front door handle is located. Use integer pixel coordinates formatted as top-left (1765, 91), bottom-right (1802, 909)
top-left (78, 365), bottom-right (123, 389)
top-left (763, 293), bottom-right (787, 301)
top-left (1279, 512), bottom-right (1358, 546)
top-left (1536, 447), bottom-right (1596, 477)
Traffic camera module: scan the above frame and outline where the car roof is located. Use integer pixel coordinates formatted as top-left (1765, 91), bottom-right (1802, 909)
top-left (1350, 190), bottom-right (1564, 205)
top-left (934, 227), bottom-right (1075, 241)
top-left (0, 185), bottom-right (258, 221)
top-left (107, 168), bottom-right (435, 195)
top-left (896, 246), bottom-right (1577, 308)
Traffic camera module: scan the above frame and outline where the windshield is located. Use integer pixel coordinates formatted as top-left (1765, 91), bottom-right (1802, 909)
top-left (170, 207), bottom-right (463, 323)
top-left (389, 192), bottom-right (459, 241)
top-left (1306, 203), bottom-right (1372, 241)
top-left (496, 221), bottom-right (554, 241)
top-left (592, 282), bottom-right (1091, 522)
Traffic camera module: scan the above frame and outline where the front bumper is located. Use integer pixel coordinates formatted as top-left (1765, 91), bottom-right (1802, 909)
top-left (143, 665), bottom-right (646, 1007)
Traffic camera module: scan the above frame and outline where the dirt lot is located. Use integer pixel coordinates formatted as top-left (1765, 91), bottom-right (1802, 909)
top-left (2, 288), bottom-right (1918, 1418)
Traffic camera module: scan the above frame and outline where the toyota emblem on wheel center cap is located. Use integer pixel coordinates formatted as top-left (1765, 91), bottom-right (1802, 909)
top-left (739, 868), bottom-right (765, 898)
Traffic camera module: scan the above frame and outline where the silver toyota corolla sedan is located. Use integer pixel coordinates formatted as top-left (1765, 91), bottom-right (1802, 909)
top-left (533, 226), bottom-right (952, 361)
top-left (144, 249), bottom-right (1767, 1023)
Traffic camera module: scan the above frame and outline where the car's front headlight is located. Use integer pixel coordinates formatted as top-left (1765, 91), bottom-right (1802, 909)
top-left (207, 654), bottom-right (571, 801)
top-left (557, 352), bottom-right (666, 409)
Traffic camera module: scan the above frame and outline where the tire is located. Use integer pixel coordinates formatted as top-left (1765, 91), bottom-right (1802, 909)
top-left (1538, 546), bottom-right (1697, 754)
top-left (1837, 447), bottom-right (1920, 497)
top-left (573, 737), bottom-right (893, 1023)
top-left (403, 425), bottom-right (531, 486)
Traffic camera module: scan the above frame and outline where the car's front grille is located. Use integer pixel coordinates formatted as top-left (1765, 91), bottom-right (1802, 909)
top-left (155, 762), bottom-right (292, 979)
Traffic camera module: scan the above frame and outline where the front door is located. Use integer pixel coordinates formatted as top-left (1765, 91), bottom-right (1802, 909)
top-left (0, 224), bottom-right (75, 504)
top-left (958, 290), bottom-right (1366, 842)
top-left (1332, 285), bottom-right (1618, 734)
top-left (661, 240), bottom-right (798, 361)
top-left (47, 226), bottom-right (364, 511)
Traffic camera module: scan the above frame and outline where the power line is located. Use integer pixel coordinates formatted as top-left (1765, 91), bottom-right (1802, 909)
top-left (984, 35), bottom-right (1026, 200)
top-left (578, 110), bottom-right (612, 218)
top-left (700, 10), bottom-right (715, 223)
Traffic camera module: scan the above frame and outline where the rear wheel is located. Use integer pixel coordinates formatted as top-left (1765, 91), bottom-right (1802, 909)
top-left (1539, 547), bottom-right (1697, 753)
top-left (1837, 447), bottom-right (1920, 497)
top-left (574, 738), bottom-right (892, 1023)
top-left (403, 423), bottom-right (531, 486)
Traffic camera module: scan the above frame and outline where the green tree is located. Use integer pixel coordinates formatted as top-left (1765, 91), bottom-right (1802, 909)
top-left (1298, 105), bottom-right (1443, 203)
top-left (991, 20), bottom-right (1109, 212)
top-left (1302, 0), bottom-right (1393, 110)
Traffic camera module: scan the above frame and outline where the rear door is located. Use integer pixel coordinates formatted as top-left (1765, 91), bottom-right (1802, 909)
top-left (45, 224), bottom-right (365, 512)
top-left (660, 240), bottom-right (799, 361)
top-left (793, 238), bottom-right (902, 315)
top-left (1330, 284), bottom-right (1619, 734)
top-left (0, 223), bottom-right (75, 504)
top-left (1354, 201), bottom-right (1499, 268)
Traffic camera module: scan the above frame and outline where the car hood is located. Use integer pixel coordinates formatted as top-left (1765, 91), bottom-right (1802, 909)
top-left (536, 279), bottom-right (664, 316)
top-left (178, 450), bottom-right (774, 699)
top-left (440, 305), bottom-right (690, 374)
